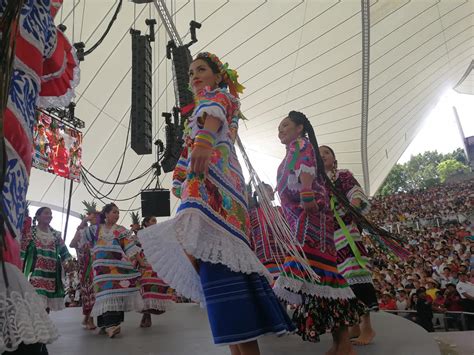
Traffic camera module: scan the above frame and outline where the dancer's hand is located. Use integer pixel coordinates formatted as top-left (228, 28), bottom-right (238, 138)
top-left (190, 145), bottom-right (213, 176)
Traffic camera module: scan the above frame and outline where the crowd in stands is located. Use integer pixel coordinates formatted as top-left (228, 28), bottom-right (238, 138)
top-left (366, 179), bottom-right (474, 331)
top-left (63, 258), bottom-right (81, 307)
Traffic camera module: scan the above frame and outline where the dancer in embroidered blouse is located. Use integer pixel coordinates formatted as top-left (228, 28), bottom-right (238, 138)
top-left (248, 182), bottom-right (285, 283)
top-left (274, 111), bottom-right (365, 355)
top-left (139, 52), bottom-right (294, 355)
top-left (21, 207), bottom-right (72, 312)
top-left (129, 215), bottom-right (172, 328)
top-left (320, 145), bottom-right (378, 346)
top-left (77, 203), bottom-right (144, 338)
top-left (70, 210), bottom-right (100, 331)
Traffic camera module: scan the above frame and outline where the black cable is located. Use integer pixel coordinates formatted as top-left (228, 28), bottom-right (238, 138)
top-left (83, 0), bottom-right (122, 57)
top-left (81, 165), bottom-right (153, 185)
top-left (95, 113), bottom-right (132, 199)
top-left (80, 171), bottom-right (153, 203)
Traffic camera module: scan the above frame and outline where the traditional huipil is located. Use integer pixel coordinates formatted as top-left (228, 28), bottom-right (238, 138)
top-left (79, 224), bottom-right (144, 326)
top-left (0, 0), bottom-right (79, 352)
top-left (274, 137), bottom-right (365, 342)
top-left (139, 84), bottom-right (294, 345)
top-left (330, 169), bottom-right (378, 310)
top-left (21, 226), bottom-right (72, 311)
top-left (248, 203), bottom-right (285, 282)
top-left (76, 245), bottom-right (95, 317)
top-left (129, 231), bottom-right (172, 314)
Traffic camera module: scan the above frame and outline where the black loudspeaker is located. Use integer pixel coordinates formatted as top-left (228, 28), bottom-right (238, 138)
top-left (141, 189), bottom-right (171, 217)
top-left (131, 30), bottom-right (153, 155)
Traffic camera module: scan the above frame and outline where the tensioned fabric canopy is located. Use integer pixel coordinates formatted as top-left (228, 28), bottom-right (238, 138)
top-left (27, 0), bottom-right (473, 225)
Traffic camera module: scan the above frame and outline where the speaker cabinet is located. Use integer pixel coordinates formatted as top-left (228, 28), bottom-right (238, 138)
top-left (141, 189), bottom-right (170, 217)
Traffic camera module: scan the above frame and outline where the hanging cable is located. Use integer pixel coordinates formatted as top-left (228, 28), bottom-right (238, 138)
top-left (75, 0), bottom-right (123, 59)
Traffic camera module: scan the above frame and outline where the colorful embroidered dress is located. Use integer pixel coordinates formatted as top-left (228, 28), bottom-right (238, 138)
top-left (0, 1), bottom-right (78, 351)
top-left (274, 137), bottom-right (365, 342)
top-left (249, 205), bottom-right (285, 282)
top-left (79, 225), bottom-right (144, 317)
top-left (139, 86), bottom-right (294, 345)
top-left (331, 169), bottom-right (372, 284)
top-left (140, 87), bottom-right (272, 300)
top-left (21, 227), bottom-right (71, 311)
top-left (76, 246), bottom-right (95, 316)
top-left (128, 232), bottom-right (172, 313)
top-left (331, 169), bottom-right (378, 310)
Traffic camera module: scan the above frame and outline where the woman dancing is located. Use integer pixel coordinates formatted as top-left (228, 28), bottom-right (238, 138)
top-left (275, 111), bottom-right (365, 355)
top-left (21, 207), bottom-right (72, 312)
top-left (77, 203), bottom-right (144, 338)
top-left (139, 52), bottom-right (294, 355)
top-left (319, 145), bottom-right (378, 345)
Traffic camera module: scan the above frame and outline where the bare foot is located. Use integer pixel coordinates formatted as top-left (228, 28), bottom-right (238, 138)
top-left (351, 330), bottom-right (375, 346)
top-left (86, 318), bottom-right (97, 330)
top-left (106, 325), bottom-right (121, 338)
top-left (140, 313), bottom-right (152, 328)
top-left (348, 325), bottom-right (361, 339)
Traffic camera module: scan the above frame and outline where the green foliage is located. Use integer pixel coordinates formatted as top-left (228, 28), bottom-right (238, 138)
top-left (81, 200), bottom-right (98, 214)
top-left (437, 159), bottom-right (469, 182)
top-left (130, 211), bottom-right (140, 225)
top-left (377, 148), bottom-right (469, 195)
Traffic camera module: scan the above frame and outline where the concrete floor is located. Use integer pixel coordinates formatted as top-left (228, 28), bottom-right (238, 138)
top-left (48, 304), bottom-right (441, 355)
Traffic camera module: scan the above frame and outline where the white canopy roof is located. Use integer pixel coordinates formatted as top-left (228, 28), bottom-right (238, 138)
top-left (27, 0), bottom-right (474, 224)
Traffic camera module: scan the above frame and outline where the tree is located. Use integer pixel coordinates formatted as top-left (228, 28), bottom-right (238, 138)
top-left (437, 159), bottom-right (469, 182)
top-left (377, 148), bottom-right (470, 195)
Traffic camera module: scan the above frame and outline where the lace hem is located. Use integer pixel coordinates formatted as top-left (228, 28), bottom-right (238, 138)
top-left (177, 210), bottom-right (272, 280)
top-left (273, 275), bottom-right (355, 305)
top-left (91, 292), bottom-right (144, 316)
top-left (36, 295), bottom-right (65, 311)
top-left (346, 275), bottom-right (374, 286)
top-left (139, 223), bottom-right (204, 303)
top-left (140, 209), bottom-right (272, 285)
top-left (142, 298), bottom-right (171, 312)
top-left (37, 45), bottom-right (80, 108)
top-left (0, 264), bottom-right (58, 353)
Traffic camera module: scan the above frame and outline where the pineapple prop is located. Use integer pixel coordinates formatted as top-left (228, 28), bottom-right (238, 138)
top-left (81, 200), bottom-right (99, 226)
top-left (130, 211), bottom-right (141, 235)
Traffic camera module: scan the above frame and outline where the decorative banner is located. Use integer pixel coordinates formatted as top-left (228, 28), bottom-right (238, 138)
top-left (32, 110), bottom-right (82, 182)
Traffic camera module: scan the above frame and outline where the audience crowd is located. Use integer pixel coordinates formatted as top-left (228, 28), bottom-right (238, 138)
top-left (366, 179), bottom-right (474, 331)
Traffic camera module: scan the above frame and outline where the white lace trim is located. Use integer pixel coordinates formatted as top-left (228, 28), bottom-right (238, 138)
top-left (0, 264), bottom-right (58, 353)
top-left (346, 185), bottom-right (370, 214)
top-left (90, 292), bottom-right (144, 316)
top-left (37, 46), bottom-right (80, 109)
top-left (142, 298), bottom-right (170, 312)
top-left (295, 164), bottom-right (316, 178)
top-left (173, 209), bottom-right (271, 280)
top-left (272, 285), bottom-right (303, 305)
top-left (139, 223), bottom-right (204, 303)
top-left (36, 295), bottom-right (65, 311)
top-left (346, 275), bottom-right (374, 286)
top-left (273, 275), bottom-right (355, 304)
top-left (139, 209), bottom-right (273, 303)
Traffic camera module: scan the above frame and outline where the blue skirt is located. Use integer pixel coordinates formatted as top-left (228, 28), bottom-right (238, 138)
top-left (199, 261), bottom-right (295, 345)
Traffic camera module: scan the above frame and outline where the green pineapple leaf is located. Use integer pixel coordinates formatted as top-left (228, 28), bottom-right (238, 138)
top-left (130, 211), bottom-right (140, 225)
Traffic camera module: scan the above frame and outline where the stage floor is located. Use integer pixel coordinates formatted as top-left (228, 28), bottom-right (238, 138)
top-left (48, 304), bottom-right (441, 355)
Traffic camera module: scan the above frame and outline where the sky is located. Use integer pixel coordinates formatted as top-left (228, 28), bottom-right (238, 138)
top-left (399, 90), bottom-right (473, 163)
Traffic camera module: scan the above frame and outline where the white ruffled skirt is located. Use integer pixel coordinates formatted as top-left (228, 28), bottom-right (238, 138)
top-left (0, 263), bottom-right (58, 353)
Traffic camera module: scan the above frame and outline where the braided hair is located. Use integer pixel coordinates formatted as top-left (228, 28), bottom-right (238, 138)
top-left (287, 111), bottom-right (402, 242)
